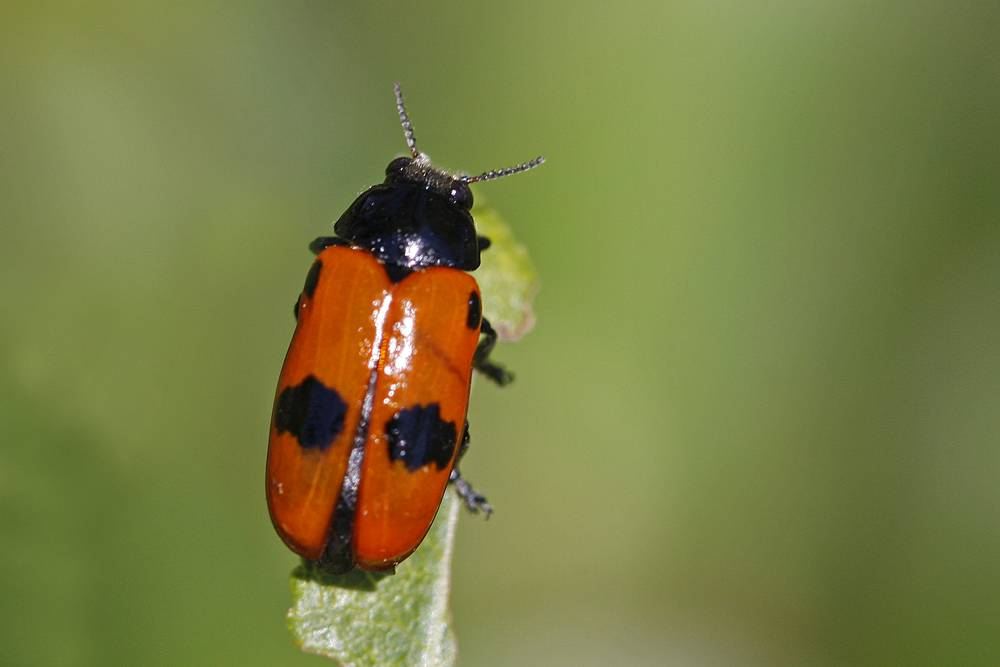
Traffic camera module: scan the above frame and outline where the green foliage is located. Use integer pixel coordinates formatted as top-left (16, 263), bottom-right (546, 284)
top-left (288, 491), bottom-right (459, 667)
top-left (471, 197), bottom-right (539, 342)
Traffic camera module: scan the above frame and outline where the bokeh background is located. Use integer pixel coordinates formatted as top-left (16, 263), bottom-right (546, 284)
top-left (2, 2), bottom-right (999, 666)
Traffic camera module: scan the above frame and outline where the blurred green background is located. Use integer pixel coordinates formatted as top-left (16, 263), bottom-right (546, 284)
top-left (2, 2), bottom-right (999, 666)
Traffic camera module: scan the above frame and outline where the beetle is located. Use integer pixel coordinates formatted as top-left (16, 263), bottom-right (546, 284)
top-left (266, 85), bottom-right (543, 574)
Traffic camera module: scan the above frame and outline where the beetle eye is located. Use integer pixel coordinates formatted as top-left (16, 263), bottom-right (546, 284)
top-left (385, 157), bottom-right (411, 179)
top-left (449, 180), bottom-right (473, 209)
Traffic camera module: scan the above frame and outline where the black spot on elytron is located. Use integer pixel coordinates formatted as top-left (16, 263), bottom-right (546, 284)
top-left (386, 404), bottom-right (457, 471)
top-left (466, 291), bottom-right (482, 330)
top-left (275, 375), bottom-right (347, 451)
top-left (303, 259), bottom-right (323, 300)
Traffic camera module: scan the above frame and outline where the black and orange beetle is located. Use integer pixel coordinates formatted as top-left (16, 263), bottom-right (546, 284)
top-left (266, 85), bottom-right (543, 573)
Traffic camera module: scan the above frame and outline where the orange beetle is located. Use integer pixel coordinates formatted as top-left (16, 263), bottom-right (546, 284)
top-left (266, 85), bottom-right (543, 573)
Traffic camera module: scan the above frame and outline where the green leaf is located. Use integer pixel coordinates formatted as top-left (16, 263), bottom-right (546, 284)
top-left (288, 489), bottom-right (460, 667)
top-left (471, 195), bottom-right (539, 342)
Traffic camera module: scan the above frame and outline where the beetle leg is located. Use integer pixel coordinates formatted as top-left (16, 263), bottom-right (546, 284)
top-left (451, 422), bottom-right (492, 515)
top-left (308, 236), bottom-right (352, 255)
top-left (473, 318), bottom-right (514, 386)
top-left (457, 420), bottom-right (471, 460)
top-left (451, 469), bottom-right (492, 516)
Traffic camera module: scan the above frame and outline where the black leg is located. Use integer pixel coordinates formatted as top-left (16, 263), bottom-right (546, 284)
top-left (473, 318), bottom-right (514, 386)
top-left (450, 422), bottom-right (492, 515)
top-left (309, 236), bottom-right (352, 255)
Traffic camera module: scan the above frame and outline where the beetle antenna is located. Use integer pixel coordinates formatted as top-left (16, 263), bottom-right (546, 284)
top-left (461, 156), bottom-right (546, 183)
top-left (394, 83), bottom-right (419, 158)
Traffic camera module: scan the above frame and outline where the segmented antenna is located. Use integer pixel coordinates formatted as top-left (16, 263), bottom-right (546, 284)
top-left (394, 83), bottom-right (419, 158)
top-left (461, 156), bottom-right (546, 183)
top-left (394, 83), bottom-right (546, 182)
